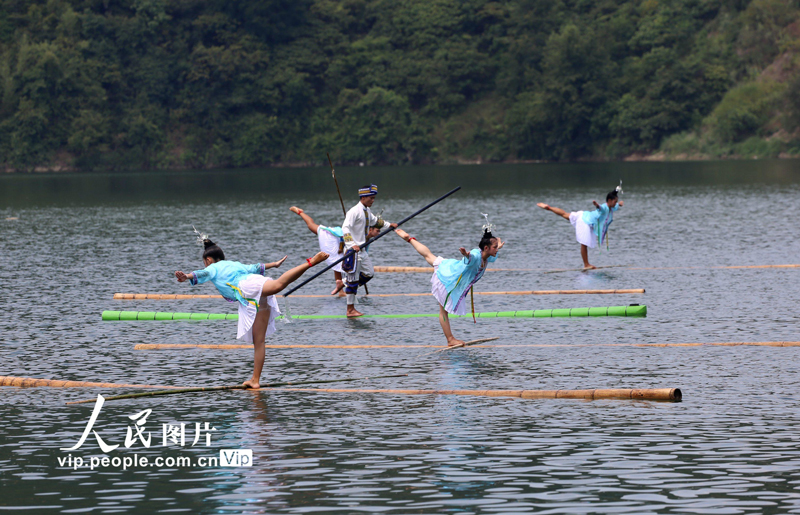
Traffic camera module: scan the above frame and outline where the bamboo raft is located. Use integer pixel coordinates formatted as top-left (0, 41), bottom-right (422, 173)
top-left (134, 341), bottom-right (800, 351)
top-left (113, 289), bottom-right (645, 300)
top-left (102, 305), bottom-right (647, 321)
top-left (0, 376), bottom-right (681, 402)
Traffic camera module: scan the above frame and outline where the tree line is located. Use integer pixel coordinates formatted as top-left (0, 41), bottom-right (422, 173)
top-left (1, 0), bottom-right (798, 171)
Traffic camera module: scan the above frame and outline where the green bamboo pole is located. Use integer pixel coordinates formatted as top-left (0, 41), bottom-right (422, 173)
top-left (66, 373), bottom-right (409, 405)
top-left (101, 305), bottom-right (647, 321)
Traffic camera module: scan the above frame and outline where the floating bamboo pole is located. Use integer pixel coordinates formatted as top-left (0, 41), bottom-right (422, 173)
top-left (114, 289), bottom-right (645, 300)
top-left (374, 266), bottom-right (538, 272)
top-left (543, 265), bottom-right (627, 274)
top-left (134, 341), bottom-right (800, 351)
top-left (0, 376), bottom-right (177, 388)
top-left (65, 373), bottom-right (410, 405)
top-left (135, 343), bottom-right (443, 350)
top-left (102, 305), bottom-right (646, 321)
top-left (374, 264), bottom-right (800, 273)
top-left (279, 387), bottom-right (682, 402)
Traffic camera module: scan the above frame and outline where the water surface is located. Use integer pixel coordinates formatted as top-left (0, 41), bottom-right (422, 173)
top-left (2, 161), bottom-right (800, 513)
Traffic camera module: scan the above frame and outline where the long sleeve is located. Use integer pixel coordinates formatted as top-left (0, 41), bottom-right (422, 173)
top-left (189, 265), bottom-right (216, 286)
top-left (463, 249), bottom-right (482, 272)
top-left (244, 263), bottom-right (267, 276)
top-left (367, 210), bottom-right (391, 230)
top-left (341, 205), bottom-right (360, 249)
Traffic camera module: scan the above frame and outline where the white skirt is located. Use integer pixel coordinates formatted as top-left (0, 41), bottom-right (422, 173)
top-left (430, 256), bottom-right (467, 316)
top-left (317, 226), bottom-right (344, 272)
top-left (569, 211), bottom-right (596, 248)
top-left (235, 275), bottom-right (281, 343)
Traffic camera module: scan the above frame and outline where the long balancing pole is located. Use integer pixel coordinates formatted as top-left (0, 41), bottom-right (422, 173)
top-left (66, 373), bottom-right (410, 405)
top-left (283, 186), bottom-right (462, 297)
top-left (328, 152), bottom-right (347, 216)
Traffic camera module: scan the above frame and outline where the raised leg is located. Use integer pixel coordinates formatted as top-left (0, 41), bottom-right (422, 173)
top-left (260, 252), bottom-right (328, 297)
top-left (290, 206), bottom-right (320, 234)
top-left (580, 244), bottom-right (595, 269)
top-left (395, 228), bottom-right (438, 266)
top-left (243, 306), bottom-right (270, 389)
top-left (537, 202), bottom-right (570, 220)
top-left (438, 304), bottom-right (465, 346)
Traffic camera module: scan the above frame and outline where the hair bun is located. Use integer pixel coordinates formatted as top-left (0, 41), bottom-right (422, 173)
top-left (203, 239), bottom-right (216, 249)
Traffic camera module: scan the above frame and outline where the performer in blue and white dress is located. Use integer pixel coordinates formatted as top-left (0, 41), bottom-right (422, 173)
top-left (394, 221), bottom-right (504, 346)
top-left (174, 237), bottom-right (328, 389)
top-left (537, 187), bottom-right (623, 269)
top-left (289, 206), bottom-right (382, 296)
top-left (340, 185), bottom-right (397, 317)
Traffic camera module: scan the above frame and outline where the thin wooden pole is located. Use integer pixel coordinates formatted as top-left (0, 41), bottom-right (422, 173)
top-left (65, 373), bottom-right (410, 405)
top-left (328, 152), bottom-right (347, 217)
top-left (133, 341), bottom-right (800, 351)
top-left (432, 337), bottom-right (500, 353)
top-left (114, 289), bottom-right (646, 300)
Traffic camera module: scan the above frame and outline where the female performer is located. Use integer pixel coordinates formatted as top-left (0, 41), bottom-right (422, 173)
top-left (394, 227), bottom-right (503, 346)
top-left (289, 206), bottom-right (382, 296)
top-left (537, 189), bottom-right (623, 269)
top-left (175, 238), bottom-right (328, 388)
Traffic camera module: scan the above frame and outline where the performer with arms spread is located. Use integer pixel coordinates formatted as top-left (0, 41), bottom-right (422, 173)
top-left (394, 221), bottom-right (504, 346)
top-left (341, 185), bottom-right (398, 317)
top-left (175, 236), bottom-right (328, 388)
top-left (289, 206), bottom-right (382, 296)
top-left (537, 187), bottom-right (623, 269)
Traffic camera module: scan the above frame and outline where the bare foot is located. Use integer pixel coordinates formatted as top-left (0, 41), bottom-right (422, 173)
top-left (346, 308), bottom-right (364, 318)
top-left (308, 251), bottom-right (329, 266)
top-left (447, 338), bottom-right (466, 347)
top-left (331, 279), bottom-right (345, 295)
top-left (242, 379), bottom-right (260, 389)
top-left (582, 264), bottom-right (597, 270)
top-left (537, 202), bottom-right (549, 209)
top-left (395, 228), bottom-right (411, 242)
top-left (289, 206), bottom-right (304, 215)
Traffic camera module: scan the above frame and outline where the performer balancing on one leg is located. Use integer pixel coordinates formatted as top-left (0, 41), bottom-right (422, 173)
top-left (175, 236), bottom-right (328, 388)
top-left (537, 188), bottom-right (623, 269)
top-left (341, 184), bottom-right (398, 318)
top-left (289, 206), bottom-right (383, 296)
top-left (394, 223), bottom-right (504, 346)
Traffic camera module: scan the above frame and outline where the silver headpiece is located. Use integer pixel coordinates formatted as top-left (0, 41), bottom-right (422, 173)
top-left (481, 213), bottom-right (495, 233)
top-left (615, 180), bottom-right (623, 194)
top-left (193, 225), bottom-right (209, 246)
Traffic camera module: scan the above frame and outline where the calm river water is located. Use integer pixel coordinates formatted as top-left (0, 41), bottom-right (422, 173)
top-left (2, 161), bottom-right (800, 513)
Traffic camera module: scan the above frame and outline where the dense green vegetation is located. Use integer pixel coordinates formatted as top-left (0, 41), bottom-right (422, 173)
top-left (1, 0), bottom-right (799, 170)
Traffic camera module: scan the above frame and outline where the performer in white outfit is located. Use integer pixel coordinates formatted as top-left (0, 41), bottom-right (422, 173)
top-left (289, 206), bottom-right (382, 296)
top-left (537, 186), bottom-right (623, 269)
top-left (341, 184), bottom-right (397, 317)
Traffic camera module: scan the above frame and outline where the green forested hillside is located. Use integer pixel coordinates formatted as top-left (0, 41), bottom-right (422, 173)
top-left (1, 0), bottom-right (798, 170)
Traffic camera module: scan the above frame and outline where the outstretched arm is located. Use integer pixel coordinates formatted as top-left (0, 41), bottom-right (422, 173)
top-left (175, 271), bottom-right (194, 283)
top-left (265, 256), bottom-right (287, 269)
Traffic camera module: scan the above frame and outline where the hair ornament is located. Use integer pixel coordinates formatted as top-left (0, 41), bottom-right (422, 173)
top-left (481, 213), bottom-right (495, 233)
top-left (193, 225), bottom-right (209, 246)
